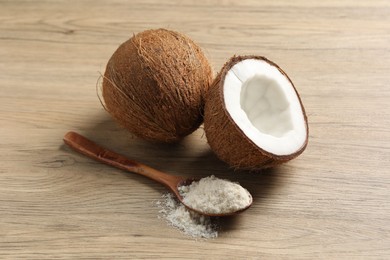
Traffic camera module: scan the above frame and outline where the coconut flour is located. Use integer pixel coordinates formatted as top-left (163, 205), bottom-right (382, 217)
top-left (156, 175), bottom-right (252, 238)
top-left (179, 175), bottom-right (252, 214)
top-left (157, 193), bottom-right (218, 239)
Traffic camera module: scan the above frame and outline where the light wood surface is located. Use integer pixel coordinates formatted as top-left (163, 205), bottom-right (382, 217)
top-left (1, 0), bottom-right (389, 258)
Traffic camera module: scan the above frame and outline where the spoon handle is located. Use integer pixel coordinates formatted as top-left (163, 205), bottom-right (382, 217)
top-left (63, 131), bottom-right (183, 190)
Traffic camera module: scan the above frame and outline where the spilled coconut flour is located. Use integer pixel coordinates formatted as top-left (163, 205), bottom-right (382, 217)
top-left (157, 193), bottom-right (218, 239)
top-left (156, 175), bottom-right (252, 239)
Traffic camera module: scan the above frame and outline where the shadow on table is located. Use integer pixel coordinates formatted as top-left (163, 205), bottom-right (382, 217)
top-left (60, 111), bottom-right (286, 197)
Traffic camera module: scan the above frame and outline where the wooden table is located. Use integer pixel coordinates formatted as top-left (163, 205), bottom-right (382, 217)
top-left (1, 0), bottom-right (389, 258)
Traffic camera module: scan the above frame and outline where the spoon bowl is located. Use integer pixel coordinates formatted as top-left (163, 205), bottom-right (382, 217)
top-left (63, 131), bottom-right (252, 217)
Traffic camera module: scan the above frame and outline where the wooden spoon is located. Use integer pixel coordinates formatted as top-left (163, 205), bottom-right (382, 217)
top-left (63, 131), bottom-right (252, 217)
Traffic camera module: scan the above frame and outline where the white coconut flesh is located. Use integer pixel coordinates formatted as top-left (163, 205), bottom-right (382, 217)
top-left (223, 59), bottom-right (307, 156)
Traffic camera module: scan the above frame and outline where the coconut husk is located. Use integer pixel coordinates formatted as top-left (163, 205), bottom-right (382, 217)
top-left (204, 55), bottom-right (308, 170)
top-left (102, 29), bottom-right (213, 142)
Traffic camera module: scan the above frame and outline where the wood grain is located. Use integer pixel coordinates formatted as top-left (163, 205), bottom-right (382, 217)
top-left (1, 0), bottom-right (390, 258)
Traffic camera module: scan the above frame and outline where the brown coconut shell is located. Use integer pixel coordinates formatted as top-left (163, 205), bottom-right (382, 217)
top-left (204, 55), bottom-right (308, 170)
top-left (102, 29), bottom-right (213, 143)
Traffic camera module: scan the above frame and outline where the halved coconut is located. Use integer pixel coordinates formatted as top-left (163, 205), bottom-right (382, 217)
top-left (204, 55), bottom-right (308, 169)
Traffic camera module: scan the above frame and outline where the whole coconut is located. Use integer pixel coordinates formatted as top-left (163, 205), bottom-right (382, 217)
top-left (102, 29), bottom-right (213, 142)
